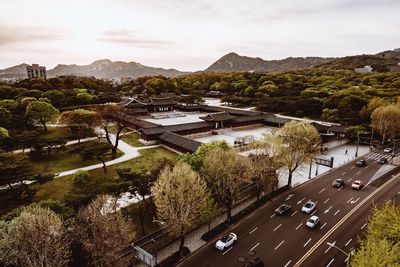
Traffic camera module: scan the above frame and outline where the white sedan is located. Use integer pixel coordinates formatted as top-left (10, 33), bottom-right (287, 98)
top-left (215, 232), bottom-right (237, 250)
top-left (306, 216), bottom-right (320, 228)
top-left (384, 147), bottom-right (393, 153)
top-left (302, 201), bottom-right (316, 214)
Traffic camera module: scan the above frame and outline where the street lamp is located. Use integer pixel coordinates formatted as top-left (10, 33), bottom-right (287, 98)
top-left (152, 217), bottom-right (165, 225)
top-left (355, 133), bottom-right (360, 157)
top-left (326, 242), bottom-right (350, 257)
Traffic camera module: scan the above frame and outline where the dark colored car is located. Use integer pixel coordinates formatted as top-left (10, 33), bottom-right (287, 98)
top-left (378, 158), bottom-right (388, 164)
top-left (332, 178), bottom-right (344, 188)
top-left (356, 159), bottom-right (367, 167)
top-left (275, 204), bottom-right (292, 215)
top-left (246, 257), bottom-right (265, 267)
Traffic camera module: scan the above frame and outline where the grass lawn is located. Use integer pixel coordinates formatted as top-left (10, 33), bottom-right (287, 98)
top-left (33, 146), bottom-right (178, 202)
top-left (39, 127), bottom-right (72, 140)
top-left (121, 132), bottom-right (144, 147)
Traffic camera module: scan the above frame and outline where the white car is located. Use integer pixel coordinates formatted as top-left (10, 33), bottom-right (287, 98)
top-left (351, 180), bottom-right (363, 190)
top-left (384, 147), bottom-right (393, 153)
top-left (306, 216), bottom-right (320, 228)
top-left (215, 232), bottom-right (237, 250)
top-left (302, 201), bottom-right (316, 214)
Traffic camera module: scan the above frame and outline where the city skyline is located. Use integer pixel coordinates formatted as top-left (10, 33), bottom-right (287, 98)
top-left (1, 0), bottom-right (399, 71)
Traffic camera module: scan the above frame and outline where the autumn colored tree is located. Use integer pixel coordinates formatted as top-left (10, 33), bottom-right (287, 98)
top-left (60, 109), bottom-right (101, 143)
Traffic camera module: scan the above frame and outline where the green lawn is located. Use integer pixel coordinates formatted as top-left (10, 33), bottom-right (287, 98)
top-left (121, 132), bottom-right (144, 147)
top-left (33, 147), bottom-right (177, 202)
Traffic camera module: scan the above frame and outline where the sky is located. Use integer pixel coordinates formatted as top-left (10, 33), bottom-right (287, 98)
top-left (0, 0), bottom-right (399, 71)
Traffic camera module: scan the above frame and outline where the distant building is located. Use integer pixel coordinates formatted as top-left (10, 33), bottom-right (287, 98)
top-left (26, 64), bottom-right (46, 79)
top-left (354, 65), bottom-right (373, 73)
top-left (388, 63), bottom-right (400, 72)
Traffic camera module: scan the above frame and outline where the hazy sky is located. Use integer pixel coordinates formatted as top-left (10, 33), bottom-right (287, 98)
top-left (0, 0), bottom-right (399, 71)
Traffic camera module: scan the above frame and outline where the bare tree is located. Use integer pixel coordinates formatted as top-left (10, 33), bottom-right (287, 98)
top-left (201, 147), bottom-right (254, 223)
top-left (0, 206), bottom-right (71, 267)
top-left (270, 120), bottom-right (321, 188)
top-left (74, 195), bottom-right (135, 267)
top-left (371, 104), bottom-right (400, 145)
top-left (152, 162), bottom-right (208, 256)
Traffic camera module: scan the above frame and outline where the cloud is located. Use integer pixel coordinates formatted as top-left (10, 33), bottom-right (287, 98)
top-left (0, 25), bottom-right (66, 46)
top-left (98, 30), bottom-right (172, 48)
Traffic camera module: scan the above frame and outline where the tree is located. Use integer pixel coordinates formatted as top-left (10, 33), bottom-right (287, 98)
top-left (60, 109), bottom-right (101, 144)
top-left (201, 195), bottom-right (220, 232)
top-left (74, 195), bottom-right (135, 267)
top-left (0, 153), bottom-right (34, 194)
top-left (0, 206), bottom-right (71, 267)
top-left (201, 147), bottom-right (254, 223)
top-left (0, 127), bottom-right (8, 139)
top-left (25, 100), bottom-right (60, 131)
top-left (350, 205), bottom-right (400, 267)
top-left (271, 121), bottom-right (321, 188)
top-left (371, 104), bottom-right (400, 145)
top-left (41, 137), bottom-right (67, 158)
top-left (79, 142), bottom-right (112, 173)
top-left (152, 162), bottom-right (208, 255)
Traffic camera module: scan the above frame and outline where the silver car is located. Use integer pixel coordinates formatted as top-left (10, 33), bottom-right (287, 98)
top-left (215, 232), bottom-right (237, 250)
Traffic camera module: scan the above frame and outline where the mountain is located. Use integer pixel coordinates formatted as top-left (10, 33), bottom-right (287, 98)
top-left (205, 52), bottom-right (335, 72)
top-left (0, 60), bottom-right (187, 80)
top-left (47, 59), bottom-right (188, 79)
top-left (0, 63), bottom-right (29, 79)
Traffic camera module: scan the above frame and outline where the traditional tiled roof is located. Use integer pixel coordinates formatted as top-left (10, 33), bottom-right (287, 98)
top-left (330, 124), bottom-right (346, 133)
top-left (159, 131), bottom-right (202, 153)
top-left (201, 106), bottom-right (262, 116)
top-left (233, 114), bottom-right (267, 122)
top-left (141, 121), bottom-right (213, 136)
top-left (149, 97), bottom-right (175, 105)
top-left (199, 112), bottom-right (236, 121)
top-left (264, 115), bottom-right (290, 125)
top-left (311, 122), bottom-right (332, 132)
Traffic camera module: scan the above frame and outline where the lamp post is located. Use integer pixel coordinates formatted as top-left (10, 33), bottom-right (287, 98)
top-left (327, 242), bottom-right (350, 257)
top-left (355, 133), bottom-right (360, 157)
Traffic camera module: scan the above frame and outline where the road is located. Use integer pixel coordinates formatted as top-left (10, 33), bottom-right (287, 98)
top-left (178, 150), bottom-right (400, 267)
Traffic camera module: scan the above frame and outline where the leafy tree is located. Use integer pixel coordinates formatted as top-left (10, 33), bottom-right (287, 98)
top-left (201, 147), bottom-right (254, 223)
top-left (371, 104), bottom-right (400, 144)
top-left (0, 206), bottom-right (71, 267)
top-left (73, 195), bottom-right (135, 266)
top-left (270, 121), bottom-right (321, 187)
top-left (152, 162), bottom-right (208, 255)
top-left (79, 142), bottom-right (112, 173)
top-left (41, 89), bottom-right (64, 106)
top-left (201, 195), bottom-right (220, 232)
top-left (0, 127), bottom-right (8, 139)
top-left (25, 100), bottom-right (59, 131)
top-left (60, 109), bottom-right (101, 143)
top-left (0, 153), bottom-right (34, 194)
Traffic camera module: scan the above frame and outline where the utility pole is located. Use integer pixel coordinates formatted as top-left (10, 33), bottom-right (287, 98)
top-left (355, 133), bottom-right (360, 157)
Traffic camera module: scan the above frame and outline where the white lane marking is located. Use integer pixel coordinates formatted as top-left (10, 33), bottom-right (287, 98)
top-left (222, 247), bottom-right (233, 255)
top-left (351, 166), bottom-right (355, 169)
top-left (337, 186), bottom-right (343, 191)
top-left (284, 260), bottom-right (292, 267)
top-left (319, 188), bottom-right (326, 194)
top-left (274, 240), bottom-right (285, 250)
top-left (334, 210), bottom-right (340, 216)
top-left (291, 211), bottom-right (298, 217)
top-left (311, 209), bottom-right (317, 215)
top-left (324, 198), bottom-right (330, 204)
top-left (250, 242), bottom-right (260, 251)
top-left (296, 223), bottom-right (302, 230)
top-left (297, 197), bottom-right (305, 205)
top-left (324, 206), bottom-right (333, 214)
top-left (303, 238), bottom-right (312, 247)
top-left (324, 244), bottom-right (332, 253)
top-left (341, 172), bottom-right (346, 175)
top-left (320, 222), bottom-right (327, 230)
top-left (361, 223), bottom-right (367, 230)
top-left (249, 227), bottom-right (258, 234)
top-left (345, 238), bottom-right (352, 247)
top-left (270, 214), bottom-right (276, 218)
top-left (326, 258), bottom-right (335, 267)
top-left (387, 199), bottom-right (392, 204)
top-left (356, 171), bottom-right (361, 175)
top-left (351, 197), bottom-right (360, 204)
top-left (274, 224), bottom-right (282, 232)
top-left (347, 197), bottom-right (354, 204)
top-left (365, 165), bottom-right (369, 169)
top-left (347, 178), bottom-right (353, 182)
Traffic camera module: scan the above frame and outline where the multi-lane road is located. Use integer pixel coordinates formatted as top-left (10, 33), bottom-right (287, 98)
top-left (178, 150), bottom-right (400, 267)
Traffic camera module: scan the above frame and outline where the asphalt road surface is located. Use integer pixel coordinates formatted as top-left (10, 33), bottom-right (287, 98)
top-left (178, 151), bottom-right (400, 267)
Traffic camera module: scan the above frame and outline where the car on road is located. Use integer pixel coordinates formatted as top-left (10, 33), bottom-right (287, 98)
top-left (384, 147), bottom-right (393, 153)
top-left (245, 257), bottom-right (264, 267)
top-left (275, 204), bottom-right (292, 215)
top-left (301, 201), bottom-right (316, 214)
top-left (378, 157), bottom-right (388, 164)
top-left (332, 178), bottom-right (344, 188)
top-left (351, 180), bottom-right (363, 190)
top-left (215, 232), bottom-right (237, 250)
top-left (356, 159), bottom-right (367, 167)
top-left (306, 215), bottom-right (320, 228)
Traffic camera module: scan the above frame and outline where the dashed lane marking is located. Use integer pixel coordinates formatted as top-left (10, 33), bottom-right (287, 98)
top-left (297, 197), bottom-right (306, 205)
top-left (296, 223), bottom-right (302, 230)
top-left (291, 211), bottom-right (298, 217)
top-left (270, 214), bottom-right (276, 218)
top-left (303, 238), bottom-right (312, 247)
top-left (311, 209), bottom-right (317, 216)
top-left (345, 239), bottom-right (352, 247)
top-left (284, 260), bottom-right (292, 267)
top-left (324, 244), bottom-right (332, 253)
top-left (334, 210), bottom-right (340, 216)
top-left (249, 227), bottom-right (258, 235)
top-left (274, 240), bottom-right (285, 250)
top-left (356, 171), bottom-right (361, 175)
top-left (351, 166), bottom-right (355, 169)
top-left (326, 258), bottom-right (335, 267)
top-left (320, 222), bottom-right (327, 230)
top-left (347, 178), bottom-right (353, 182)
top-left (341, 172), bottom-right (346, 175)
top-left (337, 186), bottom-right (343, 191)
top-left (222, 247), bottom-right (232, 255)
top-left (346, 197), bottom-right (354, 204)
top-left (274, 224), bottom-right (282, 232)
top-left (387, 199), bottom-right (392, 204)
top-left (319, 188), bottom-right (326, 194)
top-left (324, 198), bottom-right (330, 204)
top-left (250, 242), bottom-right (260, 251)
top-left (361, 223), bottom-right (367, 230)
